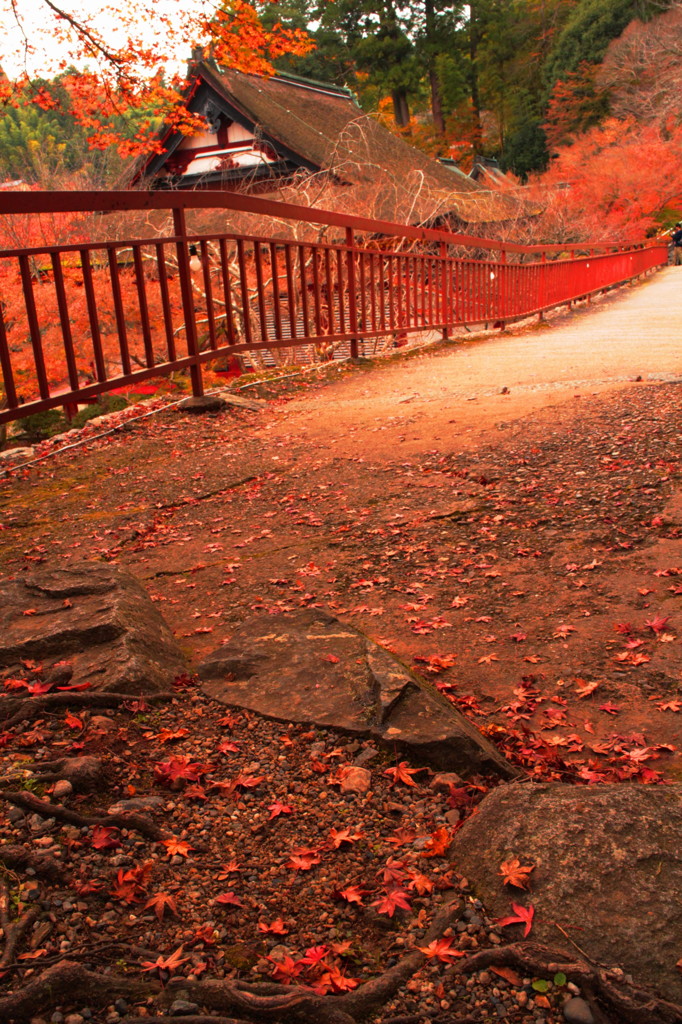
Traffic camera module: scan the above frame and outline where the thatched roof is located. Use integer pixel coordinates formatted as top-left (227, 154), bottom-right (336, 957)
top-left (139, 64), bottom-right (523, 228)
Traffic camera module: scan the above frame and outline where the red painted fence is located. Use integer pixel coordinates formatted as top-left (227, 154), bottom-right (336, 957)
top-left (0, 190), bottom-right (668, 426)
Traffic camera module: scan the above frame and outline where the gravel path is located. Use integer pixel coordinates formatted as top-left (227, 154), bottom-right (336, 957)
top-left (263, 265), bottom-right (682, 458)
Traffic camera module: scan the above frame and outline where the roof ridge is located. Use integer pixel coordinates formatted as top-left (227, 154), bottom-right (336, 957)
top-left (267, 68), bottom-right (354, 98)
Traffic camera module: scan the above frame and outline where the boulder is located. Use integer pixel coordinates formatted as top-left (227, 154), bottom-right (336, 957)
top-left (0, 564), bottom-right (186, 694)
top-left (198, 609), bottom-right (514, 778)
top-left (450, 782), bottom-right (682, 1000)
top-left (177, 395), bottom-right (227, 414)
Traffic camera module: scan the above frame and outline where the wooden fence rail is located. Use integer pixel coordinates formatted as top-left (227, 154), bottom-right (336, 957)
top-left (0, 190), bottom-right (668, 426)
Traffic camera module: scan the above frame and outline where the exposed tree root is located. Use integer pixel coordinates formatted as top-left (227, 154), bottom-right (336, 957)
top-left (120, 1018), bottom-right (246, 1024)
top-left (446, 941), bottom-right (682, 1024)
top-left (162, 899), bottom-right (464, 1024)
top-left (0, 691), bottom-right (173, 728)
top-left (0, 789), bottom-right (163, 841)
top-left (0, 845), bottom-right (63, 882)
top-left (0, 756), bottom-right (105, 793)
top-left (0, 883), bottom-right (39, 970)
top-left (0, 960), bottom-right (158, 1021)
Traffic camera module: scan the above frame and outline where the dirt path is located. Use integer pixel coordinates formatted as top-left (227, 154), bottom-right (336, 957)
top-left (2, 266), bottom-right (682, 784)
top-left (262, 265), bottom-right (682, 457)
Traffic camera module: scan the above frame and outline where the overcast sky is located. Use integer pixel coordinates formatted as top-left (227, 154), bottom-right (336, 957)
top-left (1, 0), bottom-right (217, 79)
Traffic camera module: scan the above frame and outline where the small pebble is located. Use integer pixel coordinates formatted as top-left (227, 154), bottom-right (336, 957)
top-left (168, 1000), bottom-right (201, 1017)
top-left (563, 996), bottom-right (594, 1024)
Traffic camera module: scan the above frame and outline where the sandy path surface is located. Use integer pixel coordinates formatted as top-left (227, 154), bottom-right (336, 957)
top-left (263, 266), bottom-right (682, 456)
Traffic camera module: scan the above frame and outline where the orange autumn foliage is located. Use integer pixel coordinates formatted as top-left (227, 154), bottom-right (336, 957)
top-left (2, 0), bottom-right (313, 157)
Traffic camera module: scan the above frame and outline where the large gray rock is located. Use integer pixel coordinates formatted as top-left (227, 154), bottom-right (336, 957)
top-left (198, 609), bottom-right (514, 777)
top-left (450, 782), bottom-right (682, 1001)
top-left (0, 565), bottom-right (186, 694)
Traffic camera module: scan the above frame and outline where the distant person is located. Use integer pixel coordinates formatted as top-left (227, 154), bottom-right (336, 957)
top-left (672, 223), bottom-right (682, 265)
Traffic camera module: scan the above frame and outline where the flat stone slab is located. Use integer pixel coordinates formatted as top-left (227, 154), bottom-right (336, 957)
top-left (450, 782), bottom-right (682, 1001)
top-left (0, 565), bottom-right (186, 694)
top-left (198, 609), bottom-right (514, 777)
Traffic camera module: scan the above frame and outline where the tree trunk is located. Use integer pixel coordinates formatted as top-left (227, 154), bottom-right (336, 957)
top-left (430, 68), bottom-right (445, 133)
top-left (392, 89), bottom-right (411, 128)
top-left (469, 0), bottom-right (483, 154)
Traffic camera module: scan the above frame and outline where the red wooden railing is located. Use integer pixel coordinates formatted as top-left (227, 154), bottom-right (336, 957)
top-left (0, 190), bottom-right (668, 426)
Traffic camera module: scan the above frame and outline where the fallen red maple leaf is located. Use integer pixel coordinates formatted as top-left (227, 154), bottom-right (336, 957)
top-left (371, 888), bottom-right (411, 917)
top-left (140, 945), bottom-right (188, 974)
top-left (268, 801), bottom-right (293, 820)
top-left (328, 827), bottom-right (363, 848)
top-left (145, 891), bottom-right (177, 921)
top-left (258, 918), bottom-right (289, 934)
top-left (215, 891), bottom-right (243, 907)
top-left (499, 858), bottom-right (535, 889)
top-left (421, 827), bottom-right (451, 859)
top-left (645, 614), bottom-right (670, 634)
top-left (417, 937), bottom-right (465, 962)
top-left (161, 837), bottom-right (194, 858)
top-left (383, 761), bottom-right (424, 787)
top-left (336, 885), bottom-right (366, 905)
top-left (497, 902), bottom-right (535, 937)
top-left (90, 825), bottom-right (121, 851)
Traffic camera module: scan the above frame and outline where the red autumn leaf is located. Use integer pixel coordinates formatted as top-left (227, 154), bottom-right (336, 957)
top-left (499, 858), bottom-right (535, 889)
top-left (301, 944), bottom-right (329, 966)
top-left (268, 801), bottom-right (293, 820)
top-left (322, 654), bottom-right (340, 663)
top-left (421, 827), bottom-right (452, 859)
top-left (497, 902), bottom-right (535, 937)
top-left (161, 837), bottom-right (194, 857)
top-left (145, 891), bottom-right (177, 921)
top-left (599, 702), bottom-right (621, 715)
top-left (328, 827), bottom-right (363, 848)
top-left (405, 869), bottom-right (434, 894)
top-left (111, 864), bottom-right (151, 904)
top-left (3, 677), bottom-right (29, 691)
top-left (64, 711), bottom-right (84, 730)
top-left (183, 784), bottom-right (207, 801)
top-left (383, 761), bottom-right (424, 787)
top-left (258, 918), bottom-right (289, 934)
top-left (90, 825), bottom-right (121, 850)
top-left (140, 945), bottom-right (188, 974)
top-left (413, 652), bottom-right (457, 673)
top-left (217, 739), bottom-right (240, 754)
top-left (215, 891), bottom-right (243, 907)
top-left (656, 699), bottom-right (682, 712)
top-left (645, 614), bottom-right (670, 634)
top-left (217, 860), bottom-right (241, 878)
top-left (371, 888), bottom-right (411, 917)
top-left (154, 756), bottom-right (210, 786)
top-left (27, 681), bottom-right (54, 695)
top-left (492, 966), bottom-right (524, 986)
top-left (232, 773), bottom-right (264, 789)
top-left (154, 727), bottom-right (189, 743)
top-left (318, 965), bottom-right (359, 992)
top-left (575, 679), bottom-right (599, 699)
top-left (268, 954), bottom-right (304, 983)
top-left (336, 885), bottom-right (366, 905)
top-left (418, 937), bottom-right (466, 962)
top-left (286, 847), bottom-right (321, 872)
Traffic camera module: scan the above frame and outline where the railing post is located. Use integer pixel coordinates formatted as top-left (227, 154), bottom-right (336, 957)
top-left (346, 227), bottom-right (359, 359)
top-left (539, 251), bottom-right (546, 321)
top-left (173, 206), bottom-right (204, 398)
top-left (498, 249), bottom-right (507, 330)
top-left (440, 241), bottom-right (449, 339)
